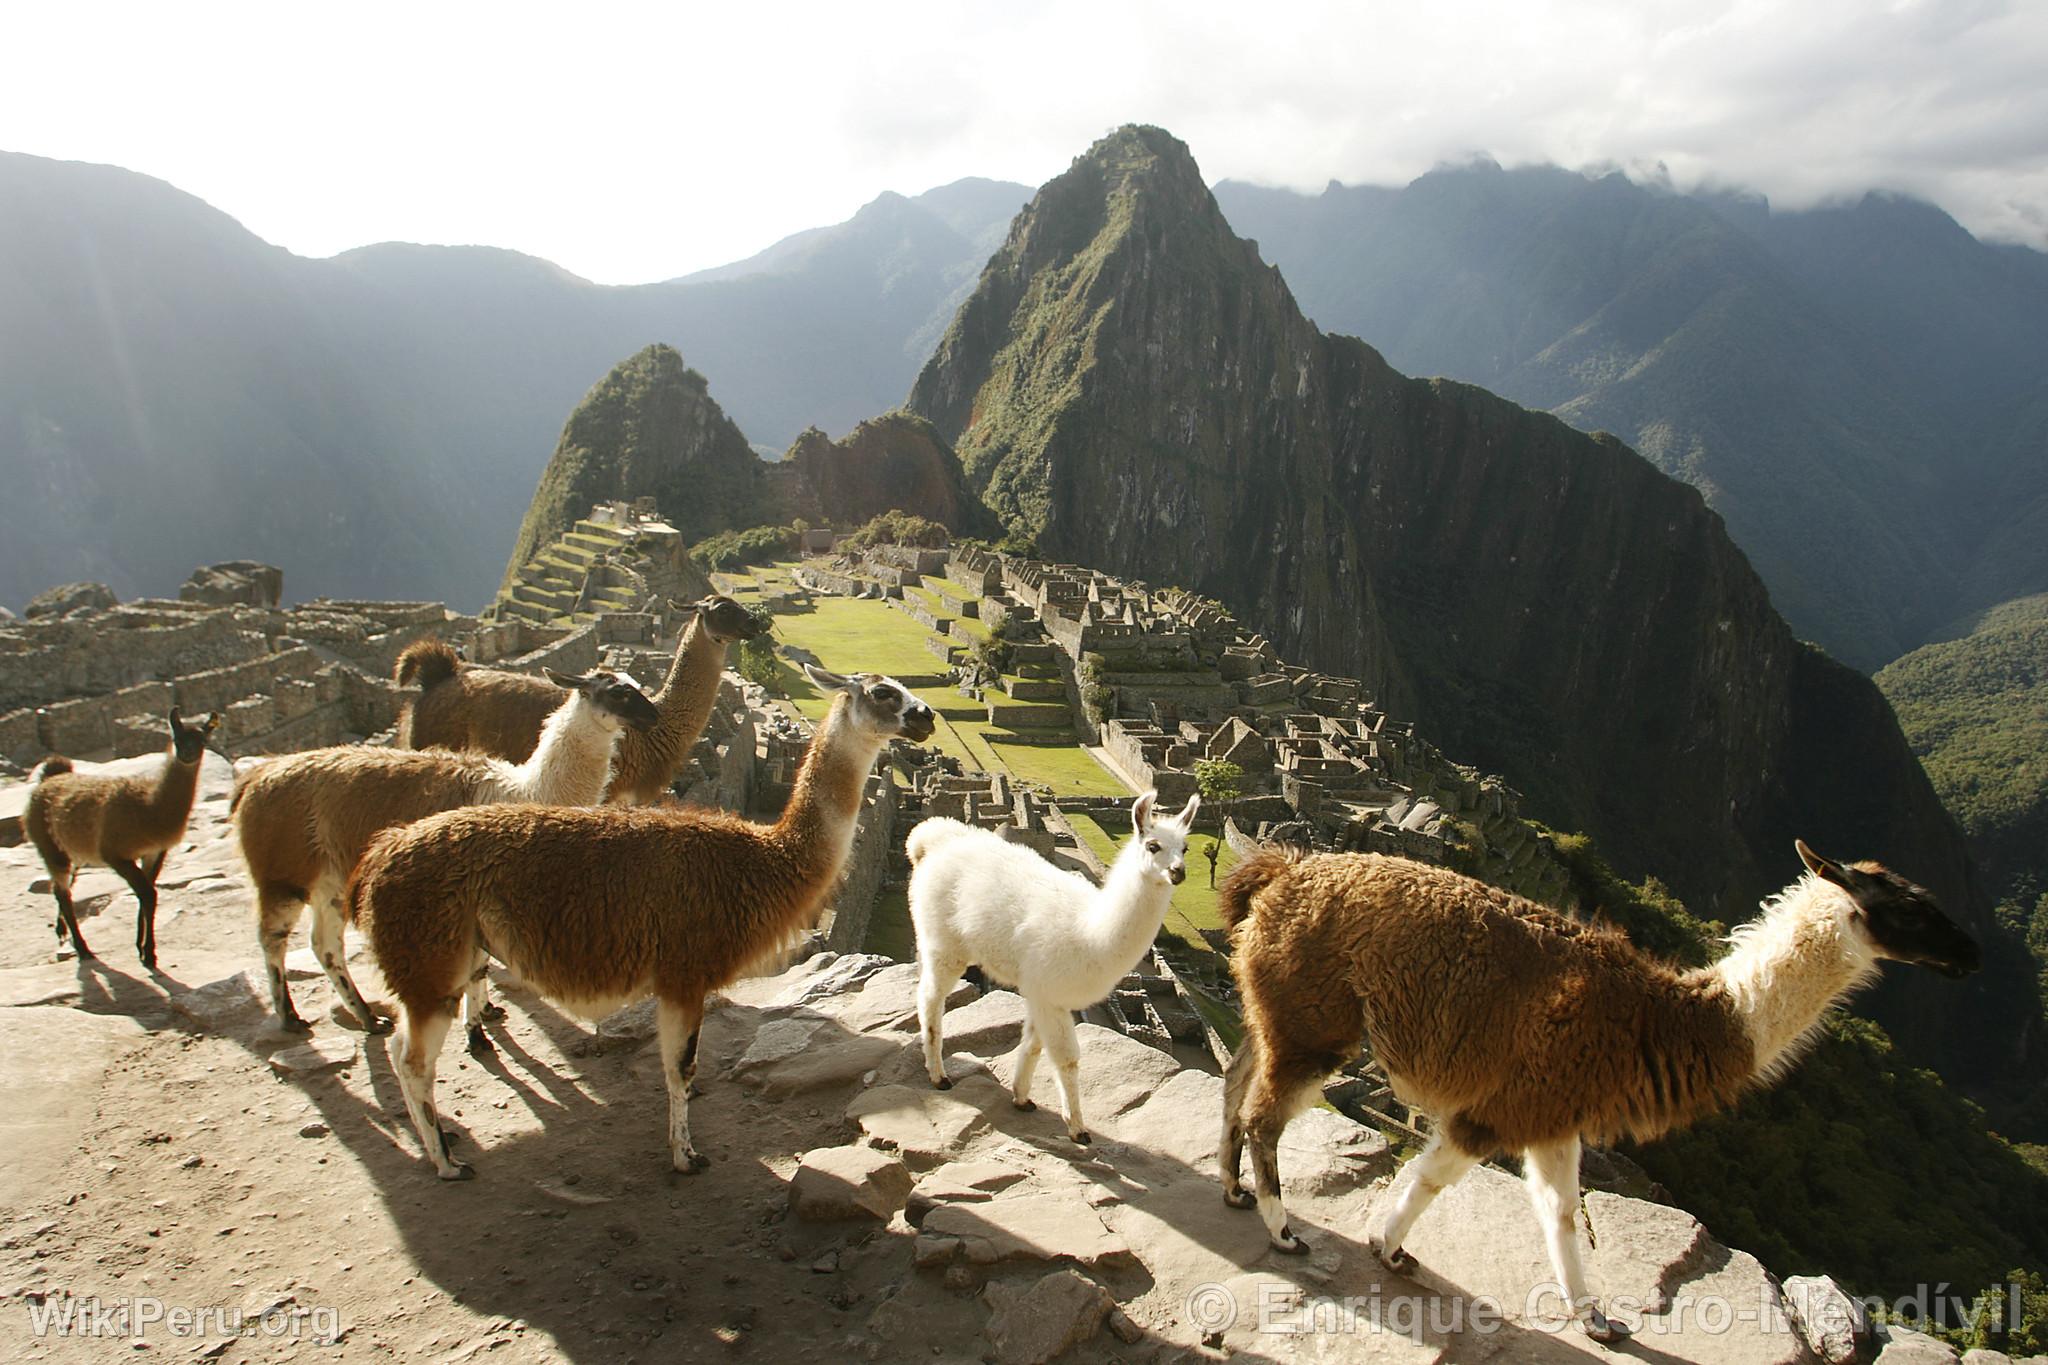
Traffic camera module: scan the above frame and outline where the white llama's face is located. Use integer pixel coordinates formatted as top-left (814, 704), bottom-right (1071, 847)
top-left (802, 665), bottom-right (937, 743)
top-left (1131, 791), bottom-right (1201, 886)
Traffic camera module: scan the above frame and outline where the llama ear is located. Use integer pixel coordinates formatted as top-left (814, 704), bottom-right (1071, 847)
top-left (1175, 793), bottom-right (1201, 829)
top-left (544, 668), bottom-right (586, 690)
top-left (1796, 838), bottom-right (1848, 887)
top-left (803, 663), bottom-right (855, 693)
top-left (1132, 791), bottom-right (1158, 835)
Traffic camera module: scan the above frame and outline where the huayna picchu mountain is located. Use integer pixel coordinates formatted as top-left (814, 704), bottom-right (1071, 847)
top-left (908, 125), bottom-right (2035, 1087)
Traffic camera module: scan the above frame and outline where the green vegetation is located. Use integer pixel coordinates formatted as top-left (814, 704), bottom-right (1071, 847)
top-left (1876, 602), bottom-right (2048, 1088)
top-left (693, 524), bottom-right (796, 572)
top-left (1540, 827), bottom-right (1725, 967)
top-left (1067, 812), bottom-right (1238, 956)
top-left (840, 509), bottom-right (949, 550)
top-left (1193, 759), bottom-right (1244, 804)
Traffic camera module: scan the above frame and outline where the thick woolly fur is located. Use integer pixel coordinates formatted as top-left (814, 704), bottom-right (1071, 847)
top-left (233, 672), bottom-right (654, 1038)
top-left (907, 791), bottom-right (1199, 1140)
top-left (349, 667), bottom-right (934, 1180)
top-left (1219, 843), bottom-right (1979, 1339)
top-left (396, 596), bottom-right (767, 805)
top-left (24, 708), bottom-right (221, 969)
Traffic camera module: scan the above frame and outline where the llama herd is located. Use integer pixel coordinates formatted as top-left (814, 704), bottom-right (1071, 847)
top-left (20, 595), bottom-right (1985, 1342)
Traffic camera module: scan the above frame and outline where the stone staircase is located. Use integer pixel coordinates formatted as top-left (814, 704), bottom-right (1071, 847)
top-left (498, 518), bottom-right (644, 626)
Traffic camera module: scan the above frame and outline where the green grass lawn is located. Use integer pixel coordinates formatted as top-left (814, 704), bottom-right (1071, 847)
top-left (1068, 811), bottom-right (1238, 955)
top-left (768, 597), bottom-right (952, 683)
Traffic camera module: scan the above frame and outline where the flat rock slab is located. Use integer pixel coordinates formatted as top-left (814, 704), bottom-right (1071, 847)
top-left (1212, 1272), bottom-right (1462, 1363)
top-left (1100, 1068), bottom-right (1225, 1168)
top-left (846, 1076), bottom-right (1009, 1165)
top-left (0, 962), bottom-right (88, 1010)
top-left (728, 1016), bottom-right (899, 1097)
top-left (0, 1005), bottom-right (146, 1211)
top-left (788, 1144), bottom-right (914, 1221)
top-left (921, 1188), bottom-right (1132, 1269)
top-left (765, 952), bottom-right (895, 1010)
top-left (1099, 1172), bottom-right (1293, 1291)
top-left (935, 988), bottom-right (1028, 1055)
top-left (987, 1022), bottom-right (1183, 1127)
top-left (268, 1035), bottom-right (358, 1077)
top-left (170, 970), bottom-right (267, 1029)
top-left (906, 1158), bottom-right (1032, 1226)
top-left (1276, 1106), bottom-right (1394, 1197)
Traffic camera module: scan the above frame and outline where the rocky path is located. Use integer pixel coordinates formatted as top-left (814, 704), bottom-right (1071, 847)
top-left (0, 763), bottom-right (1868, 1362)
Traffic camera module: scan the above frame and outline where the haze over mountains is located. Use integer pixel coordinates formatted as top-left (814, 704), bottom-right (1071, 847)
top-left (4, 143), bottom-right (2044, 673)
top-left (0, 150), bottom-right (1025, 612)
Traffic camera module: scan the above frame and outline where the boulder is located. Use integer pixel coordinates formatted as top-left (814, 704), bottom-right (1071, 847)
top-left (787, 1145), bottom-right (914, 1221)
top-left (846, 1077), bottom-right (1005, 1164)
top-left (921, 1188), bottom-right (1132, 1268)
top-left (170, 971), bottom-right (268, 1029)
top-left (935, 988), bottom-right (1028, 1055)
top-left (24, 582), bottom-right (117, 618)
top-left (180, 561), bottom-right (283, 608)
top-left (1877, 1328), bottom-right (1960, 1363)
top-left (1784, 1274), bottom-right (1877, 1364)
top-left (982, 1268), bottom-right (1117, 1365)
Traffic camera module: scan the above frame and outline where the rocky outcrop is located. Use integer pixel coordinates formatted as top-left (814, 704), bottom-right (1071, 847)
top-left (768, 413), bottom-right (986, 534)
top-left (180, 560), bottom-right (282, 608)
top-left (501, 343), bottom-right (765, 592)
top-left (908, 125), bottom-right (2022, 1084)
top-left (23, 581), bottom-right (116, 618)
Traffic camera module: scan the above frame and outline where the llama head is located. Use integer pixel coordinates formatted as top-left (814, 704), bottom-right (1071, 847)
top-left (545, 669), bottom-right (662, 732)
top-left (802, 665), bottom-right (936, 743)
top-left (678, 595), bottom-right (771, 644)
top-left (1796, 839), bottom-right (1980, 979)
top-left (1130, 791), bottom-right (1201, 886)
top-left (167, 706), bottom-right (222, 764)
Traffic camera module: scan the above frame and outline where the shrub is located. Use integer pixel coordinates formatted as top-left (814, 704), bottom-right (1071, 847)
top-left (840, 509), bottom-right (949, 550)
top-left (692, 524), bottom-right (795, 572)
top-left (1193, 759), bottom-right (1245, 804)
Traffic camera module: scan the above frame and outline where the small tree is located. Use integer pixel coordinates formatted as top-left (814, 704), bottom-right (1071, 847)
top-left (1204, 837), bottom-right (1222, 888)
top-left (1193, 759), bottom-right (1244, 806)
top-left (734, 606), bottom-right (779, 689)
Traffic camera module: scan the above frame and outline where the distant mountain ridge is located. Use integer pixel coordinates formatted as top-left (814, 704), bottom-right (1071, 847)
top-left (0, 150), bottom-right (1027, 611)
top-left (1213, 165), bottom-right (2048, 669)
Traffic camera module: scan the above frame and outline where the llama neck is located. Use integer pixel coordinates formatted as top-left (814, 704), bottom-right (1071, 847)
top-left (1079, 845), bottom-right (1176, 969)
top-left (1700, 874), bottom-right (1880, 1079)
top-left (773, 699), bottom-right (881, 889)
top-left (150, 750), bottom-right (203, 825)
top-left (655, 618), bottom-right (724, 713)
top-left (509, 696), bottom-right (617, 806)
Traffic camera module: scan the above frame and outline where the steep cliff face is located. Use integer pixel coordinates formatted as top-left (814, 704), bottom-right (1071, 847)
top-left (909, 126), bottom-right (2023, 1080)
top-left (769, 413), bottom-right (985, 533)
top-left (503, 344), bottom-right (763, 589)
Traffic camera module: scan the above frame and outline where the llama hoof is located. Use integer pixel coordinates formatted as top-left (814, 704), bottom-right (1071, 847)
top-left (1581, 1308), bottom-right (1629, 1344)
top-left (364, 1014), bottom-right (395, 1036)
top-left (674, 1152), bottom-right (712, 1174)
top-left (1223, 1187), bottom-right (1256, 1210)
top-left (1013, 1098), bottom-right (1037, 1112)
top-left (1272, 1228), bottom-right (1311, 1256)
top-left (279, 1015), bottom-right (314, 1036)
top-left (437, 1162), bottom-right (476, 1182)
top-left (933, 1076), bottom-right (953, 1091)
top-left (1071, 1130), bottom-right (1092, 1145)
top-left (1385, 1248), bottom-right (1418, 1275)
top-left (479, 1002), bottom-right (507, 1023)
top-left (465, 1026), bottom-right (496, 1057)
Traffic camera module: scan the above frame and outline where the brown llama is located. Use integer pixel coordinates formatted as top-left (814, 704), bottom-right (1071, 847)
top-left (395, 595), bottom-right (768, 805)
top-left (233, 670), bottom-right (655, 1040)
top-left (1219, 841), bottom-right (1980, 1341)
top-left (25, 707), bottom-right (222, 970)
top-left (349, 666), bottom-right (934, 1180)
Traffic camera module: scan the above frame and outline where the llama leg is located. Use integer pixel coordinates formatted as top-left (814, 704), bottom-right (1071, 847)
top-left (137, 851), bottom-right (167, 969)
top-left (658, 997), bottom-right (711, 1173)
top-left (917, 957), bottom-right (960, 1089)
top-left (1373, 1132), bottom-right (1482, 1272)
top-left (393, 1001), bottom-right (470, 1180)
top-left (461, 949), bottom-right (495, 1055)
top-left (311, 897), bottom-right (386, 1033)
top-left (1220, 1034), bottom-right (1261, 1208)
top-left (255, 887), bottom-right (309, 1031)
top-left (1038, 1006), bottom-right (1089, 1143)
top-left (107, 858), bottom-right (158, 971)
top-left (1524, 1138), bottom-right (1624, 1341)
top-left (48, 862), bottom-right (91, 959)
top-left (1009, 1009), bottom-right (1043, 1112)
top-left (1242, 1053), bottom-right (1332, 1253)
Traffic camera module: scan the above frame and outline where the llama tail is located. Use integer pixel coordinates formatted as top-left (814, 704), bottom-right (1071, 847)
top-left (906, 816), bottom-right (974, 866)
top-left (227, 759), bottom-right (272, 815)
top-left (344, 828), bottom-right (405, 928)
top-left (1219, 846), bottom-right (1301, 929)
top-left (394, 637), bottom-right (461, 689)
top-left (30, 756), bottom-right (73, 784)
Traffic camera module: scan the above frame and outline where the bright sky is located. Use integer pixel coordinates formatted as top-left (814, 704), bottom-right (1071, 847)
top-left (7, 0), bottom-right (2045, 284)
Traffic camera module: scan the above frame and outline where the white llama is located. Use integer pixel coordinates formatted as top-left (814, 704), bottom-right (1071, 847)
top-left (908, 790), bottom-right (1200, 1142)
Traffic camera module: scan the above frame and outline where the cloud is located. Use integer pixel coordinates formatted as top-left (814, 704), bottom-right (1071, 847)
top-left (2, 0), bottom-right (2043, 281)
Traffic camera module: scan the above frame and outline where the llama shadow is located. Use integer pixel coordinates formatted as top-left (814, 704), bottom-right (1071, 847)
top-left (197, 966), bottom-right (1709, 1365)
